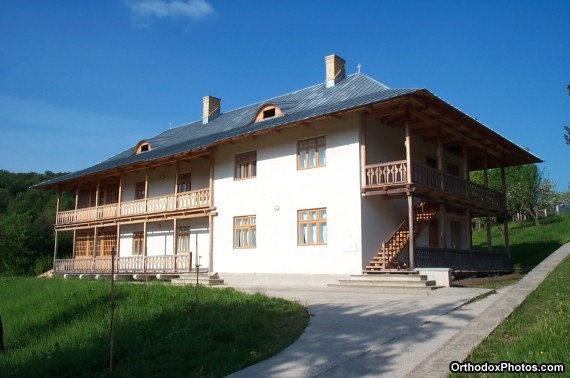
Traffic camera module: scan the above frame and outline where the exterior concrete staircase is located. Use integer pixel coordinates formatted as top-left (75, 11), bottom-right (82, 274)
top-left (170, 272), bottom-right (225, 286)
top-left (330, 271), bottom-right (437, 289)
top-left (364, 201), bottom-right (438, 273)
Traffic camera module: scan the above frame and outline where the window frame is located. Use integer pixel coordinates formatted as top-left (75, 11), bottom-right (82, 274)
top-left (233, 215), bottom-right (257, 249)
top-left (297, 208), bottom-right (327, 246)
top-left (297, 136), bottom-right (326, 170)
top-left (234, 151), bottom-right (257, 180)
top-left (75, 231), bottom-right (94, 258)
top-left (132, 231), bottom-right (144, 256)
top-left (177, 226), bottom-right (191, 254)
top-left (177, 173), bottom-right (192, 193)
top-left (135, 181), bottom-right (145, 200)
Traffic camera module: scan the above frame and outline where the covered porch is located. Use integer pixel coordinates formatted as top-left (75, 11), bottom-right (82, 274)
top-left (358, 91), bottom-right (541, 272)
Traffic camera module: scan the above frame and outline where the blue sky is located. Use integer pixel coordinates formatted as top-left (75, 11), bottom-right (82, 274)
top-left (1, 0), bottom-right (568, 190)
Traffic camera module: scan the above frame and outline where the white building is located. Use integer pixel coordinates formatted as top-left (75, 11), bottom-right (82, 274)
top-left (36, 55), bottom-right (541, 281)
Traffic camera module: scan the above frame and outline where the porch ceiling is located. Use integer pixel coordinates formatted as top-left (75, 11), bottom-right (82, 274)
top-left (368, 91), bottom-right (543, 171)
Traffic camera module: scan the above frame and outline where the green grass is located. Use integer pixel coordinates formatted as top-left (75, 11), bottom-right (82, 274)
top-left (472, 214), bottom-right (570, 272)
top-left (0, 278), bottom-right (308, 377)
top-left (450, 254), bottom-right (570, 377)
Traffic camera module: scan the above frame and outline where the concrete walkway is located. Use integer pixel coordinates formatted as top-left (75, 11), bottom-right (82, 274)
top-left (227, 243), bottom-right (570, 378)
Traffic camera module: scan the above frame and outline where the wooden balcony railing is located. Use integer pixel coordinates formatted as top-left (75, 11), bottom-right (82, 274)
top-left (364, 161), bottom-right (506, 209)
top-left (56, 188), bottom-right (210, 226)
top-left (416, 247), bottom-right (510, 271)
top-left (53, 254), bottom-right (192, 274)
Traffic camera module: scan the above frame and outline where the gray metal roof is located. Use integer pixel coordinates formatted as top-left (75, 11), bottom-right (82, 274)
top-left (36, 73), bottom-right (420, 188)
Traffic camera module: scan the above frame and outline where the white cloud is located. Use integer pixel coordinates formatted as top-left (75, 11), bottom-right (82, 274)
top-left (126, 0), bottom-right (214, 23)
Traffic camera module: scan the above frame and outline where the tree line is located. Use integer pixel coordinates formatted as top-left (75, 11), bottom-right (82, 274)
top-left (470, 164), bottom-right (569, 227)
top-left (0, 170), bottom-right (72, 277)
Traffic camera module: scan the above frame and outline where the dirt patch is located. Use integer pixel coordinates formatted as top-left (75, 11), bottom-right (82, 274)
top-left (453, 273), bottom-right (523, 288)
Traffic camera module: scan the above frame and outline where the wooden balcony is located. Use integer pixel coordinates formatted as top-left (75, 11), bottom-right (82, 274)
top-left (363, 161), bottom-right (506, 211)
top-left (416, 247), bottom-right (510, 271)
top-left (53, 254), bottom-right (192, 274)
top-left (56, 188), bottom-right (211, 226)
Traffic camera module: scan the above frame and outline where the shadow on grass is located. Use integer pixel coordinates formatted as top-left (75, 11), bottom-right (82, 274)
top-left (0, 283), bottom-right (486, 378)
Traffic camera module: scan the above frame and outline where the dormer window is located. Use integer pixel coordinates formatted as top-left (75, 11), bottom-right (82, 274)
top-left (263, 108), bottom-right (276, 119)
top-left (135, 141), bottom-right (151, 154)
top-left (254, 104), bottom-right (283, 122)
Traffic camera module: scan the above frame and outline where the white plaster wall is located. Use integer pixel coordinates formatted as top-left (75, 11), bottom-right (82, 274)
top-left (177, 217), bottom-right (210, 268)
top-left (118, 218), bottom-right (209, 266)
top-left (213, 113), bottom-right (363, 275)
top-left (119, 223), bottom-right (140, 257)
top-left (360, 196), bottom-right (408, 267)
top-left (120, 162), bottom-right (210, 203)
top-left (146, 221), bottom-right (173, 256)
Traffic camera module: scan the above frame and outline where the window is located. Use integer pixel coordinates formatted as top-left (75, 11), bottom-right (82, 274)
top-left (97, 230), bottom-right (117, 256)
top-left (298, 136), bottom-right (326, 170)
top-left (234, 215), bottom-right (256, 249)
top-left (177, 226), bottom-right (191, 253)
top-left (234, 151), bottom-right (257, 180)
top-left (99, 183), bottom-right (119, 206)
top-left (133, 231), bottom-right (144, 256)
top-left (254, 104), bottom-right (283, 122)
top-left (135, 141), bottom-right (151, 154)
top-left (450, 221), bottom-right (461, 249)
top-left (177, 173), bottom-right (192, 193)
top-left (135, 182), bottom-right (145, 200)
top-left (263, 108), bottom-right (276, 119)
top-left (298, 208), bottom-right (327, 245)
top-left (75, 231), bottom-right (94, 257)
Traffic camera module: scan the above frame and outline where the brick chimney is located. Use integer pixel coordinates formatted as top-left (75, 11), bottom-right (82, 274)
top-left (202, 95), bottom-right (221, 124)
top-left (325, 54), bottom-right (346, 88)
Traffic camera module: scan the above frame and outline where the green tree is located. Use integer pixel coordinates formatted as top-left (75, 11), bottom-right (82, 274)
top-left (0, 170), bottom-right (70, 276)
top-left (470, 164), bottom-right (556, 226)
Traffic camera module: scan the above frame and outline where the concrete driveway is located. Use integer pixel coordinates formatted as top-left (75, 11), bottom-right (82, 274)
top-left (226, 286), bottom-right (498, 378)
top-left (227, 242), bottom-right (570, 377)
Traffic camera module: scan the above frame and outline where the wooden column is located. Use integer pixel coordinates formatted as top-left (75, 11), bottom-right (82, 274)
top-left (143, 221), bottom-right (148, 272)
top-left (144, 168), bottom-right (149, 212)
top-left (405, 109), bottom-right (415, 269)
top-left (360, 113), bottom-right (367, 189)
top-left (117, 174), bottom-right (123, 217)
top-left (437, 127), bottom-right (444, 190)
top-left (437, 131), bottom-right (446, 250)
top-left (53, 230), bottom-right (58, 270)
top-left (439, 203), bottom-right (446, 249)
top-left (74, 185), bottom-right (79, 221)
top-left (72, 229), bottom-right (77, 258)
top-left (174, 160), bottom-right (180, 209)
top-left (462, 144), bottom-right (469, 198)
top-left (405, 109), bottom-right (412, 185)
top-left (116, 224), bottom-right (121, 257)
top-left (93, 227), bottom-right (98, 272)
top-left (484, 151), bottom-right (492, 255)
top-left (501, 165), bottom-right (511, 262)
top-left (95, 178), bottom-right (101, 209)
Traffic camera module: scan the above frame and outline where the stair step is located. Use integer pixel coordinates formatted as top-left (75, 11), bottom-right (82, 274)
top-left (336, 279), bottom-right (436, 287)
top-left (349, 274), bottom-right (427, 282)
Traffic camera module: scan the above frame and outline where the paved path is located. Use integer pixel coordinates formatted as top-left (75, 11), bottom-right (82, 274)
top-left (227, 243), bottom-right (570, 378)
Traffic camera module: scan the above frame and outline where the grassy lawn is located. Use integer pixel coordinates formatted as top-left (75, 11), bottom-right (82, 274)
top-left (450, 214), bottom-right (570, 376)
top-left (472, 214), bottom-right (570, 272)
top-left (450, 254), bottom-right (570, 377)
top-left (0, 278), bottom-right (308, 377)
